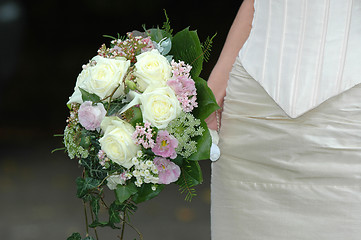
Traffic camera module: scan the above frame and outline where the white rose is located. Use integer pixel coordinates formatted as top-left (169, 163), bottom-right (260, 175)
top-left (99, 116), bottom-right (139, 168)
top-left (134, 49), bottom-right (172, 92)
top-left (68, 56), bottom-right (130, 104)
top-left (140, 86), bottom-right (181, 129)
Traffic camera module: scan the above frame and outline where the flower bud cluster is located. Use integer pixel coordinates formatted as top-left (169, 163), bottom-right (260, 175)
top-left (97, 32), bottom-right (155, 63)
top-left (66, 104), bottom-right (80, 128)
top-left (131, 121), bottom-right (156, 149)
top-left (97, 150), bottom-right (111, 168)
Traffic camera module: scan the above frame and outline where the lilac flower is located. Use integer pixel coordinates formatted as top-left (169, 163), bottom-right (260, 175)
top-left (152, 130), bottom-right (178, 159)
top-left (78, 101), bottom-right (106, 131)
top-left (153, 157), bottom-right (181, 184)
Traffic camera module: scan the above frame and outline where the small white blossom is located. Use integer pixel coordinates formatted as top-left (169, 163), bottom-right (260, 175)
top-left (132, 157), bottom-right (140, 166)
top-left (137, 150), bottom-right (143, 158)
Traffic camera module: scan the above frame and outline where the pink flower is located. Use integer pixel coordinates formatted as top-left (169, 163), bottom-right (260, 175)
top-left (132, 121), bottom-right (155, 149)
top-left (152, 130), bottom-right (178, 159)
top-left (167, 60), bottom-right (198, 112)
top-left (78, 101), bottom-right (106, 131)
top-left (153, 157), bottom-right (181, 184)
top-left (167, 75), bottom-right (197, 112)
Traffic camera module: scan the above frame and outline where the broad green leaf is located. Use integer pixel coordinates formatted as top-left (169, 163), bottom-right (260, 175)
top-left (187, 119), bottom-right (211, 160)
top-left (76, 177), bottom-right (101, 199)
top-left (115, 182), bottom-right (138, 204)
top-left (169, 28), bottom-right (204, 78)
top-left (67, 233), bottom-right (81, 240)
top-left (192, 76), bottom-right (220, 120)
top-left (183, 160), bottom-right (203, 185)
top-left (132, 184), bottom-right (165, 204)
top-left (79, 88), bottom-right (101, 103)
top-left (127, 106), bottom-right (143, 127)
top-left (171, 154), bottom-right (184, 166)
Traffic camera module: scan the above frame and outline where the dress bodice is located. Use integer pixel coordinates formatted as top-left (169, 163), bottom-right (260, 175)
top-left (239, 0), bottom-right (361, 118)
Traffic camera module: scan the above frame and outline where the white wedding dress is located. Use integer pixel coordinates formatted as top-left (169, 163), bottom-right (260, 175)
top-left (211, 0), bottom-right (361, 239)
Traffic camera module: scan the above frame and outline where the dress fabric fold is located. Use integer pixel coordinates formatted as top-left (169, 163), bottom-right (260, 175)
top-left (239, 0), bottom-right (361, 118)
top-left (211, 58), bottom-right (361, 240)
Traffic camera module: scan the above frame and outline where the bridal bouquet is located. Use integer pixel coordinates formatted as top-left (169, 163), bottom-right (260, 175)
top-left (60, 14), bottom-right (219, 240)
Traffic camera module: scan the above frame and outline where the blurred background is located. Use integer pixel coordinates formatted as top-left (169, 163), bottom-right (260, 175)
top-left (0, 0), bottom-right (242, 239)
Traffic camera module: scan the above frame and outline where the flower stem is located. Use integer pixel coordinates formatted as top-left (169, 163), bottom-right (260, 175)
top-left (90, 207), bottom-right (99, 240)
top-left (120, 210), bottom-right (126, 240)
top-left (83, 200), bottom-right (89, 235)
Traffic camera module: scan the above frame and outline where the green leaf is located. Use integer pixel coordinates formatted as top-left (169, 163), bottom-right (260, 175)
top-left (79, 88), bottom-right (101, 103)
top-left (184, 160), bottom-right (203, 185)
top-left (147, 27), bottom-right (172, 43)
top-left (67, 233), bottom-right (81, 240)
top-left (171, 154), bottom-right (184, 166)
top-left (192, 76), bottom-right (220, 120)
top-left (79, 129), bottom-right (91, 149)
top-left (76, 177), bottom-right (101, 200)
top-left (115, 182), bottom-right (138, 204)
top-left (90, 196), bottom-right (100, 221)
top-left (132, 184), bottom-right (165, 204)
top-left (127, 106), bottom-right (143, 127)
top-left (169, 28), bottom-right (203, 78)
top-left (89, 220), bottom-right (108, 228)
top-left (106, 99), bottom-right (128, 116)
top-left (187, 119), bottom-right (212, 160)
top-left (108, 202), bottom-right (121, 227)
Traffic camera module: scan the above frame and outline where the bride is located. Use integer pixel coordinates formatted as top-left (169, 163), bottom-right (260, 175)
top-left (207, 0), bottom-right (361, 239)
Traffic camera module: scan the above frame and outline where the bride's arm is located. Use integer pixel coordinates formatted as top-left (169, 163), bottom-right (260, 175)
top-left (206, 0), bottom-right (254, 130)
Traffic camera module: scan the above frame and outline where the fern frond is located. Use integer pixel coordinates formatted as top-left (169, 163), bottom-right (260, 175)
top-left (178, 170), bottom-right (197, 202)
top-left (201, 32), bottom-right (217, 62)
top-left (162, 9), bottom-right (173, 35)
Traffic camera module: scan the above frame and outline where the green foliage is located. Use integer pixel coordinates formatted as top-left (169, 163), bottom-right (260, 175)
top-left (105, 98), bottom-right (128, 116)
top-left (162, 10), bottom-right (173, 35)
top-left (83, 237), bottom-right (96, 240)
top-left (79, 88), bottom-right (101, 103)
top-left (187, 119), bottom-right (212, 160)
top-left (146, 28), bottom-right (172, 43)
top-left (67, 233), bottom-right (81, 240)
top-left (76, 177), bottom-right (101, 200)
top-left (201, 33), bottom-right (217, 63)
top-left (132, 184), bottom-right (165, 204)
top-left (66, 233), bottom-right (95, 240)
top-left (115, 182), bottom-right (138, 204)
top-left (192, 76), bottom-right (220, 120)
top-left (122, 106), bottom-right (143, 127)
top-left (108, 202), bottom-right (122, 227)
top-left (169, 28), bottom-right (204, 78)
top-left (80, 157), bottom-right (107, 180)
top-left (177, 160), bottom-right (203, 201)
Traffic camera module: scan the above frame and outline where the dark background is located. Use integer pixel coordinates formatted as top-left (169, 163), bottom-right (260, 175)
top-left (0, 0), bottom-right (241, 239)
